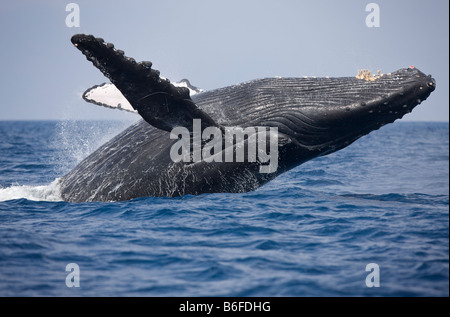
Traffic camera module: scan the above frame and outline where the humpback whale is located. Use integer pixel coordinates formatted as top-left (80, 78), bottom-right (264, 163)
top-left (60, 34), bottom-right (436, 202)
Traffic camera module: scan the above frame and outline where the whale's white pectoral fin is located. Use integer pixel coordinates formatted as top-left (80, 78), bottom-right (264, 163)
top-left (83, 83), bottom-right (137, 113)
top-left (172, 79), bottom-right (206, 96)
top-left (82, 80), bottom-right (205, 113)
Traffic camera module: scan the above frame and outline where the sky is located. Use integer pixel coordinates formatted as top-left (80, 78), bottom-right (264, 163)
top-left (0, 0), bottom-right (448, 121)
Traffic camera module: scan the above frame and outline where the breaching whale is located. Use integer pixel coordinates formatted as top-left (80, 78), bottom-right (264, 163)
top-left (60, 34), bottom-right (436, 202)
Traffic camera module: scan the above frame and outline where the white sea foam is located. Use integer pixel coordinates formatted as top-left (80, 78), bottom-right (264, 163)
top-left (0, 179), bottom-right (63, 202)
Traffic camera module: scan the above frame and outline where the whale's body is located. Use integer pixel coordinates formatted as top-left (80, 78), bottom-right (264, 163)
top-left (60, 34), bottom-right (436, 202)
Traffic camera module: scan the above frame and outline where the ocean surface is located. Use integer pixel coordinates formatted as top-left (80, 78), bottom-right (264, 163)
top-left (0, 120), bottom-right (448, 297)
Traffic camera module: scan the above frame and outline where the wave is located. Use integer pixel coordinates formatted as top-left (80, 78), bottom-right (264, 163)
top-left (340, 192), bottom-right (449, 205)
top-left (0, 179), bottom-right (63, 202)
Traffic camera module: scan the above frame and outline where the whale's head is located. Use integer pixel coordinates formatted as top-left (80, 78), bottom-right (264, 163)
top-left (243, 67), bottom-right (436, 162)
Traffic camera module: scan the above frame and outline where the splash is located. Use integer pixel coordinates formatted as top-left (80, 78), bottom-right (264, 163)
top-left (0, 179), bottom-right (63, 202)
top-left (51, 120), bottom-right (136, 175)
top-left (0, 120), bottom-right (137, 202)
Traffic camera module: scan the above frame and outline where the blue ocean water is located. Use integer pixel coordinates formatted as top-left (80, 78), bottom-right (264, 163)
top-left (0, 120), bottom-right (448, 297)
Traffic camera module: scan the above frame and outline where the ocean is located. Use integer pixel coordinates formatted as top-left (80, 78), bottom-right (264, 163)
top-left (0, 120), bottom-right (448, 297)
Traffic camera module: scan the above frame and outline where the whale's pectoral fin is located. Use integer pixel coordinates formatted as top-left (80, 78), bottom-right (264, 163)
top-left (71, 34), bottom-right (221, 133)
top-left (83, 83), bottom-right (138, 113)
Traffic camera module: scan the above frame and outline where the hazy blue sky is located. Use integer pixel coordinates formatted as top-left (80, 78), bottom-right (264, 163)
top-left (0, 0), bottom-right (448, 121)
